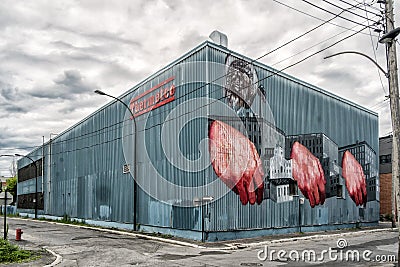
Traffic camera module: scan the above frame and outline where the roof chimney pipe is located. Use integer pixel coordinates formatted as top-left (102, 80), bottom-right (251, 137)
top-left (209, 30), bottom-right (228, 48)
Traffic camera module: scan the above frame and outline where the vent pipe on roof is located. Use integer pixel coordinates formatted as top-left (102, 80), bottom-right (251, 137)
top-left (209, 30), bottom-right (228, 48)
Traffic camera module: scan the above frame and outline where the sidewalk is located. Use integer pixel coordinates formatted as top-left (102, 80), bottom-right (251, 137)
top-left (206, 222), bottom-right (397, 249)
top-left (4, 216), bottom-right (397, 251)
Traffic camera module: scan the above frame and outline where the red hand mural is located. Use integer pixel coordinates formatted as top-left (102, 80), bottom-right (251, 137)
top-left (342, 150), bottom-right (367, 206)
top-left (209, 120), bottom-right (264, 205)
top-left (290, 142), bottom-right (326, 208)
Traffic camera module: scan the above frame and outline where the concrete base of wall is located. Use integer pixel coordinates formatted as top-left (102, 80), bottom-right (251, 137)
top-left (18, 212), bottom-right (135, 231)
top-left (140, 222), bottom-right (378, 242)
top-left (18, 211), bottom-right (378, 242)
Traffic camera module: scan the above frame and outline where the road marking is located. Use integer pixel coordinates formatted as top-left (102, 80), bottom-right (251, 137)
top-left (43, 247), bottom-right (62, 267)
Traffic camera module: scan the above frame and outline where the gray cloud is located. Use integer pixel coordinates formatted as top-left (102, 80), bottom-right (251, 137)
top-left (28, 69), bottom-right (98, 100)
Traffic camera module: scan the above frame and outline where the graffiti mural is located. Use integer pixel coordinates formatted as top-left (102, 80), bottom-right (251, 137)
top-left (208, 56), bottom-right (374, 208)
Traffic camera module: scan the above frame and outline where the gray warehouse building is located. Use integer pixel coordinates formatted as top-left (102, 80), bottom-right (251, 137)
top-left (17, 37), bottom-right (379, 241)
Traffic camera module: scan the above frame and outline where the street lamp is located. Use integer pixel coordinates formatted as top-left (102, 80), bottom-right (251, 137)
top-left (0, 154), bottom-right (14, 239)
top-left (94, 89), bottom-right (138, 231)
top-left (379, 27), bottom-right (400, 44)
top-left (15, 154), bottom-right (38, 219)
top-left (324, 51), bottom-right (388, 77)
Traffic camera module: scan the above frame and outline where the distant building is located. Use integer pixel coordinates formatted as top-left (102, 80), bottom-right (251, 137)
top-left (267, 146), bottom-right (295, 203)
top-left (285, 133), bottom-right (342, 198)
top-left (339, 141), bottom-right (378, 202)
top-left (379, 135), bottom-right (392, 215)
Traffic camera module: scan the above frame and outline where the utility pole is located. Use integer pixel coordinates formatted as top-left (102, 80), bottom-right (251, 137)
top-left (4, 188), bottom-right (7, 240)
top-left (383, 0), bottom-right (400, 261)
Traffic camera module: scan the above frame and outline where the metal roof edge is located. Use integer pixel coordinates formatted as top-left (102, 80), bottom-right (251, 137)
top-left (24, 40), bottom-right (378, 157)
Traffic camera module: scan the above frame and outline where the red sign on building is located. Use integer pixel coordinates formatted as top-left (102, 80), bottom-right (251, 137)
top-left (129, 77), bottom-right (176, 118)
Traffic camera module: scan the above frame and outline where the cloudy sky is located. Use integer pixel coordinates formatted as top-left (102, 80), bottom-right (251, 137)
top-left (0, 0), bottom-right (397, 176)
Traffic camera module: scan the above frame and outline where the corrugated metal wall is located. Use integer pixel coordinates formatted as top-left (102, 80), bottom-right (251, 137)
top-left (17, 41), bottom-right (379, 238)
top-left (206, 43), bottom-right (379, 231)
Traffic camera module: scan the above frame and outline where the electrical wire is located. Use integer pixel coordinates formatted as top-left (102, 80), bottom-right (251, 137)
top-left (11, 1), bottom-right (370, 150)
top-left (41, 25), bottom-right (371, 157)
top-left (272, 0), bottom-right (376, 36)
top-left (369, 98), bottom-right (389, 110)
top-left (363, 0), bottom-right (387, 95)
top-left (350, 0), bottom-right (382, 11)
top-left (7, 8), bottom-right (373, 158)
top-left (338, 0), bottom-right (382, 17)
top-left (323, 0), bottom-right (377, 22)
top-left (252, 2), bottom-right (360, 61)
top-left (351, 0), bottom-right (394, 26)
top-left (271, 17), bottom-right (379, 66)
top-left (302, 0), bottom-right (378, 29)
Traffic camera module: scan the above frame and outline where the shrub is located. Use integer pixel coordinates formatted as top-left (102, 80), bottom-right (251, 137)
top-left (0, 239), bottom-right (33, 263)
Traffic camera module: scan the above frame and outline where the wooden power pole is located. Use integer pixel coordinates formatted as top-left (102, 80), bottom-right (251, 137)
top-left (383, 0), bottom-right (400, 262)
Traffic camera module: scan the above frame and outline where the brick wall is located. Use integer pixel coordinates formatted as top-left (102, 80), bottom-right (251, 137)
top-left (380, 173), bottom-right (392, 215)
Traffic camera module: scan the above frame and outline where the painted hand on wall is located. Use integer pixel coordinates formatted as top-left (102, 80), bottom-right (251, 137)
top-left (209, 120), bottom-right (264, 205)
top-left (290, 142), bottom-right (326, 208)
top-left (342, 150), bottom-right (367, 206)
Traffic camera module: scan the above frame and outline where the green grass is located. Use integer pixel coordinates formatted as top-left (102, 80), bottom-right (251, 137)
top-left (0, 239), bottom-right (38, 264)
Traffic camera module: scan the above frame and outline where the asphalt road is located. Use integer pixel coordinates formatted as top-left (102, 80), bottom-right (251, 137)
top-left (2, 217), bottom-right (398, 266)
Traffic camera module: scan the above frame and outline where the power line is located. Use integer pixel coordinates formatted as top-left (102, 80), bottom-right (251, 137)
top-left (38, 23), bottom-right (370, 153)
top-left (350, 0), bottom-right (394, 26)
top-left (271, 17), bottom-right (378, 66)
top-left (9, 6), bottom-right (371, 157)
top-left (39, 3), bottom-right (370, 148)
top-left (369, 98), bottom-right (389, 110)
top-left (302, 0), bottom-right (377, 29)
top-left (44, 26), bottom-right (370, 157)
top-left (323, 0), bottom-right (377, 22)
top-left (338, 0), bottom-right (382, 17)
top-left (252, 2), bottom-right (359, 61)
top-left (363, 0), bottom-right (387, 95)
top-left (272, 0), bottom-right (376, 36)
top-left (350, 0), bottom-right (382, 12)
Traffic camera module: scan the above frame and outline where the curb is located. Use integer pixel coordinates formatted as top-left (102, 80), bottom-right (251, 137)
top-left (43, 247), bottom-right (62, 267)
top-left (7, 217), bottom-right (397, 251)
top-left (8, 217), bottom-right (206, 249)
top-left (223, 228), bottom-right (398, 250)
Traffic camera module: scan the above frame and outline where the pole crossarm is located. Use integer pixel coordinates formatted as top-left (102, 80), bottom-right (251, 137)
top-left (324, 51), bottom-right (389, 77)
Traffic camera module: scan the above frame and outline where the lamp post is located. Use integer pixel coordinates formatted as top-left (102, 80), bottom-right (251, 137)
top-left (0, 154), bottom-right (14, 239)
top-left (324, 49), bottom-right (399, 229)
top-left (15, 154), bottom-right (38, 219)
top-left (48, 133), bottom-right (58, 213)
top-left (94, 90), bottom-right (138, 231)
